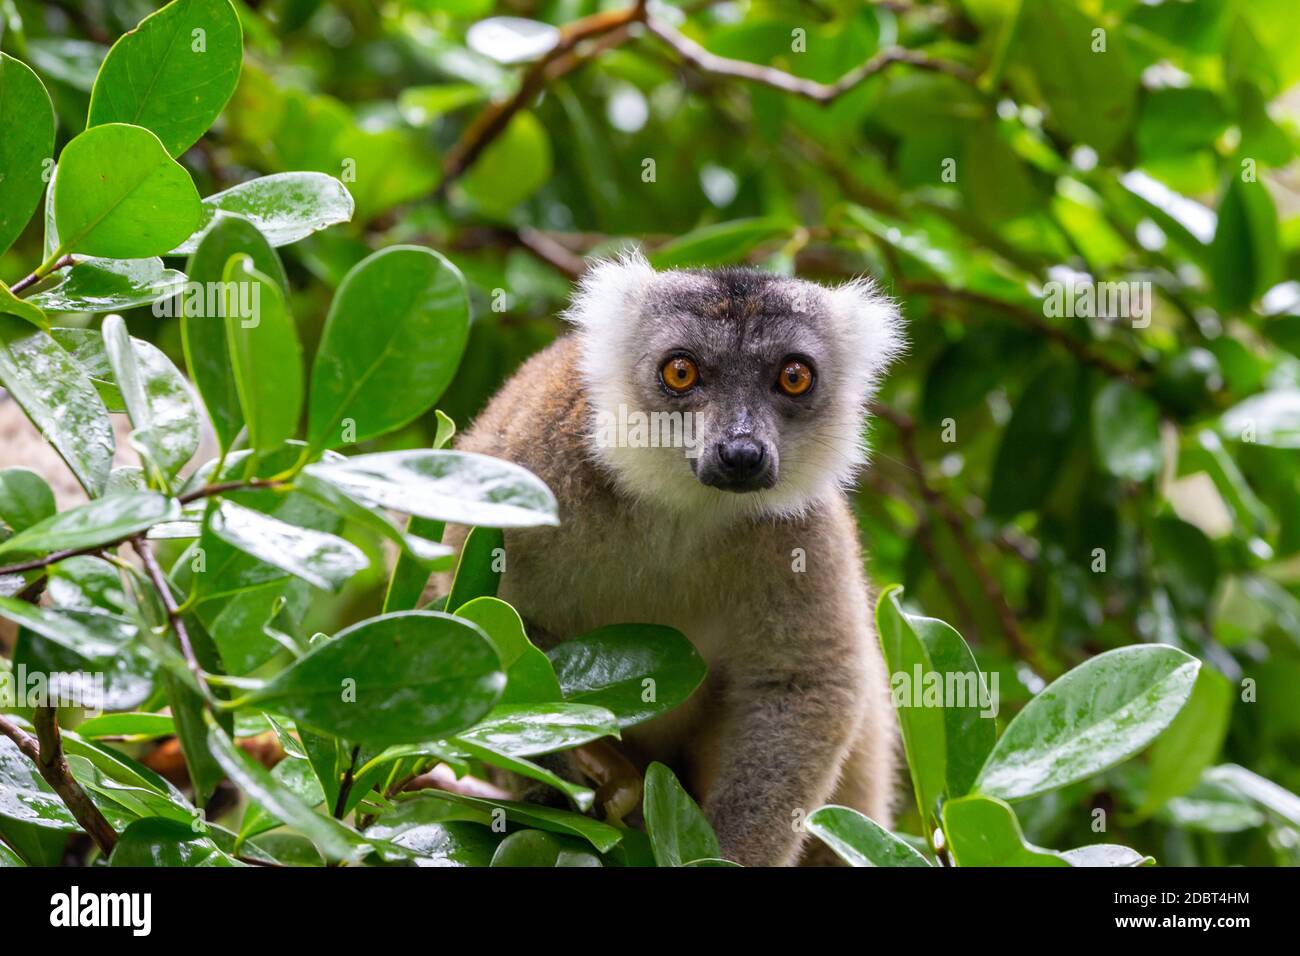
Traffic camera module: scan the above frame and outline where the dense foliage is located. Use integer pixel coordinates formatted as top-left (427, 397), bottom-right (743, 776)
top-left (0, 0), bottom-right (1298, 867)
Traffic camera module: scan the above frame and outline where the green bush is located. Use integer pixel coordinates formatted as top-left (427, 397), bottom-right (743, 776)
top-left (0, 0), bottom-right (1298, 867)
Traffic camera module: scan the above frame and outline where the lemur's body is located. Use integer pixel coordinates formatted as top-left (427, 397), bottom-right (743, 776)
top-left (443, 254), bottom-right (905, 866)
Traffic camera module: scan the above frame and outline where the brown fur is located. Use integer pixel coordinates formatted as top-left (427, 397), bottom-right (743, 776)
top-left (440, 336), bottom-right (898, 866)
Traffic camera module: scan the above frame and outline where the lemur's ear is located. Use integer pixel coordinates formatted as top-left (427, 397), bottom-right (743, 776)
top-left (562, 248), bottom-right (655, 337)
top-left (823, 276), bottom-right (907, 397)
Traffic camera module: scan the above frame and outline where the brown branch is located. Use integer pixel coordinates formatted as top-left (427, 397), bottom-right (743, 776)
top-left (334, 745), bottom-right (361, 819)
top-left (175, 477), bottom-right (286, 504)
top-left (901, 280), bottom-right (1147, 385)
top-left (644, 19), bottom-right (973, 101)
top-left (9, 255), bottom-right (76, 295)
top-left (0, 712), bottom-right (118, 856)
top-left (872, 402), bottom-right (1050, 679)
top-left (439, 1), bottom-right (650, 193)
top-left (132, 536), bottom-right (209, 694)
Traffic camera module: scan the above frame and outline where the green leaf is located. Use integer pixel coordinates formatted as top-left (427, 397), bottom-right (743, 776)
top-left (643, 762), bottom-right (720, 866)
top-left (0, 733), bottom-right (130, 832)
top-left (988, 361), bottom-right (1079, 517)
top-left (1060, 844), bottom-right (1152, 867)
top-left (0, 467), bottom-right (56, 532)
top-left (456, 702), bottom-right (619, 757)
top-left (307, 246), bottom-right (469, 453)
top-left (365, 808), bottom-right (498, 867)
top-left (204, 713), bottom-right (363, 861)
top-left (295, 471), bottom-right (454, 568)
top-left (0, 53), bottom-right (55, 257)
top-left (0, 491), bottom-right (176, 558)
top-left (446, 526), bottom-right (503, 611)
top-left (239, 756), bottom-right (325, 842)
top-left (875, 587), bottom-right (946, 827)
top-left (1137, 666), bottom-right (1232, 818)
top-left (181, 215), bottom-right (286, 452)
top-left (304, 449), bottom-right (558, 528)
top-left (408, 790), bottom-right (622, 853)
top-left (6, 602), bottom-right (155, 711)
top-left (171, 172), bottom-right (354, 255)
top-left (110, 818), bottom-right (241, 867)
top-left (942, 795), bottom-right (1070, 866)
top-left (1092, 380), bottom-right (1162, 482)
top-left (101, 314), bottom-right (199, 484)
top-left (74, 713), bottom-right (176, 739)
top-left (1219, 389), bottom-right (1300, 449)
top-left (0, 315), bottom-right (114, 497)
top-left (454, 740), bottom-right (595, 812)
top-left (26, 257), bottom-right (187, 314)
top-left (0, 281), bottom-right (48, 329)
top-left (974, 645), bottom-right (1200, 802)
top-left (913, 612), bottom-right (996, 798)
top-left (244, 611), bottom-right (504, 746)
top-left (453, 597), bottom-right (563, 705)
top-left (805, 805), bottom-right (932, 867)
top-left (1015, 0), bottom-right (1137, 156)
top-left (649, 217), bottom-right (792, 269)
top-left (460, 110), bottom-right (551, 217)
top-left (223, 253), bottom-right (303, 459)
top-left (547, 624), bottom-right (707, 728)
top-left (1205, 764), bottom-right (1300, 827)
top-left (208, 499), bottom-right (368, 591)
top-left (87, 0), bottom-right (243, 157)
top-left (490, 829), bottom-right (601, 867)
top-left (1210, 175), bottom-right (1280, 311)
top-left (52, 123), bottom-right (201, 258)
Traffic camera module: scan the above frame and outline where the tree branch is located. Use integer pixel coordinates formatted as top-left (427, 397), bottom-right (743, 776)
top-left (9, 254), bottom-right (76, 295)
top-left (644, 19), bottom-right (973, 101)
top-left (439, 1), bottom-right (650, 193)
top-left (132, 536), bottom-right (210, 695)
top-left (0, 712), bottom-right (118, 856)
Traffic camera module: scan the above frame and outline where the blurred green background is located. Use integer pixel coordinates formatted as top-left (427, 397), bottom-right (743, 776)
top-left (2, 0), bottom-right (1299, 864)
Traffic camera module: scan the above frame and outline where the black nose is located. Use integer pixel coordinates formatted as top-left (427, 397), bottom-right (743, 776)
top-left (717, 437), bottom-right (766, 479)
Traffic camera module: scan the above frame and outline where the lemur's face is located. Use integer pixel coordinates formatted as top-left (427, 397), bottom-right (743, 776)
top-left (568, 253), bottom-right (904, 520)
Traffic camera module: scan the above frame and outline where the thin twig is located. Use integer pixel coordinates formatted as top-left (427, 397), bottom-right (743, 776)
top-left (439, 1), bottom-right (650, 193)
top-left (0, 712), bottom-right (119, 855)
top-left (132, 536), bottom-right (209, 693)
top-left (644, 19), bottom-right (973, 101)
top-left (9, 254), bottom-right (76, 295)
top-left (334, 745), bottom-right (362, 819)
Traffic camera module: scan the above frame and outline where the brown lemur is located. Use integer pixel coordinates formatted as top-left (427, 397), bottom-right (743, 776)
top-left (439, 251), bottom-right (906, 866)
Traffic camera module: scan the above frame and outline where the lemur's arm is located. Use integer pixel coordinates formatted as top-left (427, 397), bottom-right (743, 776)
top-left (702, 657), bottom-right (865, 866)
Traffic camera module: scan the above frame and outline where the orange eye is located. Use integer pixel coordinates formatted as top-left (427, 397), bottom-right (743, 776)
top-left (777, 359), bottom-right (814, 396)
top-left (661, 356), bottom-right (699, 393)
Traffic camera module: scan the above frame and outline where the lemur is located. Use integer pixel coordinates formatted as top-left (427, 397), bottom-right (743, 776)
top-left (441, 251), bottom-right (906, 866)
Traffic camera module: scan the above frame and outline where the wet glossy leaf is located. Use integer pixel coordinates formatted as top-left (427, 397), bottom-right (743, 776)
top-left (0, 491), bottom-right (176, 557)
top-left (456, 702), bottom-right (618, 757)
top-left (304, 449), bottom-right (558, 529)
top-left (490, 829), bottom-right (601, 867)
top-left (643, 762), bottom-right (719, 867)
top-left (1060, 844), bottom-right (1152, 867)
top-left (101, 314), bottom-right (199, 484)
top-left (27, 257), bottom-right (186, 314)
top-left (109, 818), bottom-right (241, 866)
top-left (171, 172), bottom-right (353, 255)
top-left (1137, 666), bottom-right (1232, 817)
top-left (208, 499), bottom-right (368, 591)
top-left (408, 790), bottom-right (622, 853)
top-left (548, 624), bottom-right (706, 728)
top-left (1219, 389), bottom-right (1300, 448)
top-left (974, 645), bottom-right (1200, 801)
top-left (245, 611), bottom-right (504, 746)
top-left (806, 805), bottom-right (932, 867)
top-left (0, 315), bottom-right (114, 496)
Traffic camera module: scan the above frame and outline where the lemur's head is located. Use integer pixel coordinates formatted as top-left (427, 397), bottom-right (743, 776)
top-left (565, 250), bottom-right (904, 520)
